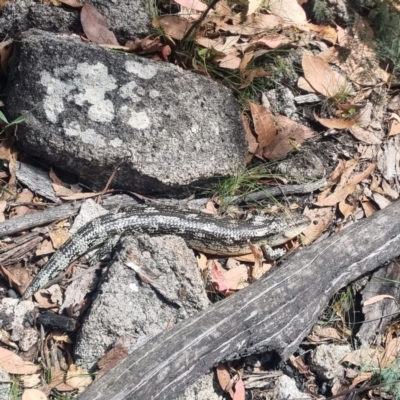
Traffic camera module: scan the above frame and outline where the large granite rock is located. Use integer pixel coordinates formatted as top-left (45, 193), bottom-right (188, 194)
top-left (6, 30), bottom-right (246, 194)
top-left (74, 235), bottom-right (210, 370)
top-left (0, 0), bottom-right (151, 41)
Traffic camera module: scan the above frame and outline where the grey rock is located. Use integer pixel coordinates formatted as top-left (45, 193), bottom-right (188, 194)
top-left (70, 199), bottom-right (109, 234)
top-left (0, 0), bottom-right (80, 39)
top-left (18, 327), bottom-right (39, 352)
top-left (266, 88), bottom-right (298, 121)
top-left (15, 161), bottom-right (57, 202)
top-left (176, 372), bottom-right (226, 400)
top-left (0, 370), bottom-right (10, 400)
top-left (274, 375), bottom-right (312, 400)
top-left (6, 30), bottom-right (246, 195)
top-left (310, 343), bottom-right (351, 381)
top-left (74, 234), bottom-right (210, 369)
top-left (90, 0), bottom-right (152, 40)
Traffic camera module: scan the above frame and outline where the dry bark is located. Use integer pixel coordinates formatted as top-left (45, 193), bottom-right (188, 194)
top-left (77, 200), bottom-right (400, 400)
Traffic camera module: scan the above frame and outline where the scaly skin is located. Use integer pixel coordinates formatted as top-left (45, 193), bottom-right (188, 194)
top-left (21, 205), bottom-right (310, 300)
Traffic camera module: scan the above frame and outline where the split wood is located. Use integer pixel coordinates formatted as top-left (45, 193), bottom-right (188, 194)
top-left (77, 200), bottom-right (400, 400)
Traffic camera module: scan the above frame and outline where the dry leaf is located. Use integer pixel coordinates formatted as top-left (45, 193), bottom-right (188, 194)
top-left (217, 53), bottom-right (241, 69)
top-left (241, 113), bottom-right (258, 154)
top-left (210, 260), bottom-right (231, 294)
top-left (267, 0), bottom-right (307, 24)
top-left (338, 200), bottom-right (356, 219)
top-left (349, 372), bottom-right (371, 389)
top-left (302, 51), bottom-right (348, 97)
top-left (263, 115), bottom-right (314, 159)
top-left (22, 374), bottom-right (41, 388)
top-left (249, 102), bottom-right (276, 148)
top-left (341, 346), bottom-right (383, 370)
top-left (301, 207), bottom-right (333, 245)
top-left (346, 162), bottom-right (376, 186)
top-left (97, 344), bottom-right (128, 377)
top-left (81, 3), bottom-right (119, 45)
top-left (49, 229), bottom-right (69, 249)
top-left (349, 126), bottom-right (382, 144)
top-left (152, 15), bottom-right (191, 40)
top-left (36, 239), bottom-right (55, 256)
top-left (247, 0), bottom-right (263, 15)
top-left (297, 76), bottom-right (316, 92)
top-left (216, 364), bottom-right (233, 395)
top-left (314, 112), bottom-right (357, 129)
top-left (174, 0), bottom-right (207, 11)
top-left (233, 254), bottom-right (255, 262)
top-left (389, 113), bottom-right (400, 136)
top-left (196, 253), bottom-right (208, 272)
top-left (311, 325), bottom-right (342, 341)
top-left (222, 265), bottom-right (249, 290)
top-left (66, 365), bottom-right (92, 393)
top-left (22, 389), bottom-right (48, 400)
top-left (319, 26), bottom-right (337, 43)
top-left (0, 347), bottom-right (40, 374)
top-left (381, 338), bottom-right (400, 368)
top-left (233, 378), bottom-right (245, 400)
top-left (330, 159), bottom-right (345, 182)
top-left (364, 294), bottom-right (395, 306)
top-left (382, 179), bottom-right (399, 200)
top-left (314, 185), bottom-right (355, 207)
top-left (256, 35), bottom-right (283, 49)
top-left (52, 332), bottom-right (72, 343)
top-left (9, 189), bottom-right (34, 219)
top-left (361, 198), bottom-right (377, 217)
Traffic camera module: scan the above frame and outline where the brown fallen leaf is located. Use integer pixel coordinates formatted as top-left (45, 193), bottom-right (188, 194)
top-left (302, 51), bottom-right (348, 97)
top-left (301, 207), bottom-right (334, 245)
top-left (0, 39), bottom-right (13, 73)
top-left (389, 113), bottom-right (400, 136)
top-left (319, 26), bottom-right (337, 43)
top-left (49, 228), bottom-right (69, 249)
top-left (241, 113), bottom-right (258, 154)
top-left (36, 239), bottom-right (55, 257)
top-left (255, 35), bottom-right (283, 49)
top-left (364, 294), bottom-right (395, 306)
top-left (216, 53), bottom-right (241, 69)
top-left (97, 344), bottom-right (128, 378)
top-left (381, 179), bottom-right (399, 200)
top-left (0, 347), bottom-right (40, 374)
top-left (330, 159), bottom-right (345, 183)
top-left (216, 364), bottom-right (234, 396)
top-left (361, 197), bottom-right (377, 217)
top-left (9, 189), bottom-right (34, 219)
top-left (297, 76), bottom-right (316, 92)
top-left (222, 264), bottom-right (249, 290)
top-left (152, 15), bottom-right (192, 40)
top-left (267, 0), bottom-right (307, 24)
top-left (66, 364), bottom-right (92, 393)
top-left (22, 389), bottom-right (48, 400)
top-left (174, 0), bottom-right (207, 11)
top-left (338, 199), bottom-right (356, 219)
top-left (310, 325), bottom-right (342, 342)
top-left (21, 374), bottom-right (41, 388)
top-left (263, 115), bottom-right (314, 159)
top-left (60, 192), bottom-right (100, 200)
top-left (249, 102), bottom-right (276, 148)
top-left (349, 372), bottom-right (372, 389)
top-left (341, 346), bottom-right (383, 369)
top-left (314, 185), bottom-right (355, 207)
top-left (381, 337), bottom-right (400, 368)
top-left (81, 3), bottom-right (119, 45)
top-left (349, 126), bottom-right (382, 144)
top-left (314, 112), bottom-right (357, 129)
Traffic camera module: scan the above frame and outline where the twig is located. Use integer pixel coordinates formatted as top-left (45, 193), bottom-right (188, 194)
top-left (180, 0), bottom-right (222, 43)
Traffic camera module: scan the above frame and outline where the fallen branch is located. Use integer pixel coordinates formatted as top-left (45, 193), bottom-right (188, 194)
top-left (77, 200), bottom-right (400, 400)
top-left (0, 202), bottom-right (81, 237)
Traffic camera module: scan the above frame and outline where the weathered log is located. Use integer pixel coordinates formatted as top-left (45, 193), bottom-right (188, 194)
top-left (77, 200), bottom-right (400, 400)
top-left (0, 202), bottom-right (80, 238)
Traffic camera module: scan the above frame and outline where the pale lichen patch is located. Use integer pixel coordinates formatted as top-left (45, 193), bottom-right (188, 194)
top-left (109, 138), bottom-right (123, 148)
top-left (40, 71), bottom-right (74, 123)
top-left (125, 60), bottom-right (157, 79)
top-left (119, 81), bottom-right (141, 102)
top-left (63, 121), bottom-right (106, 147)
top-left (127, 111), bottom-right (151, 130)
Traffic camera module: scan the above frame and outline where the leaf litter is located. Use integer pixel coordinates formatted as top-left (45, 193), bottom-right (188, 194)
top-left (0, 0), bottom-right (400, 398)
